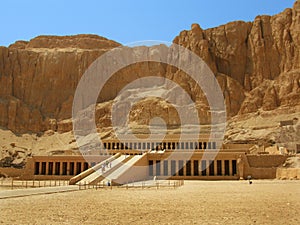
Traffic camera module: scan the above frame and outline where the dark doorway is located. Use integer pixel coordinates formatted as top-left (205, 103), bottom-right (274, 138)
top-left (189, 142), bottom-right (193, 150)
top-left (84, 162), bottom-right (89, 171)
top-left (163, 160), bottom-right (168, 176)
top-left (69, 162), bottom-right (75, 175)
top-left (232, 160), bottom-right (237, 176)
top-left (199, 142), bottom-right (203, 149)
top-left (172, 142), bottom-right (176, 149)
top-left (55, 162), bottom-right (60, 175)
top-left (186, 160), bottom-right (191, 176)
top-left (76, 162), bottom-right (82, 175)
top-left (149, 160), bottom-right (153, 176)
top-left (34, 162), bottom-right (40, 175)
top-left (178, 160), bottom-right (184, 176)
top-left (41, 162), bottom-right (46, 175)
top-left (185, 142), bottom-right (189, 149)
top-left (167, 143), bottom-right (171, 149)
top-left (193, 160), bottom-right (199, 176)
top-left (156, 160), bottom-right (161, 176)
top-left (48, 162), bottom-right (53, 175)
top-left (225, 160), bottom-right (230, 176)
top-left (171, 160), bottom-right (176, 176)
top-left (208, 142), bottom-right (211, 149)
top-left (62, 162), bottom-right (67, 175)
top-left (201, 160), bottom-right (207, 176)
top-left (209, 160), bottom-right (214, 176)
top-left (212, 142), bottom-right (216, 149)
top-left (181, 142), bottom-right (184, 149)
top-left (217, 160), bottom-right (222, 176)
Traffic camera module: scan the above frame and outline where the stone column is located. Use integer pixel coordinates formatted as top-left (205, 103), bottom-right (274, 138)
top-left (67, 162), bottom-right (70, 175)
top-left (199, 160), bottom-right (202, 176)
top-left (153, 161), bottom-right (156, 176)
top-left (214, 160), bottom-right (218, 176)
top-left (78, 162), bottom-right (82, 174)
top-left (74, 162), bottom-right (77, 175)
top-left (54, 162), bottom-right (57, 175)
top-left (39, 162), bottom-right (42, 175)
top-left (221, 160), bottom-right (225, 176)
top-left (160, 160), bottom-right (163, 176)
top-left (82, 162), bottom-right (85, 173)
top-left (237, 155), bottom-right (245, 180)
top-left (206, 160), bottom-right (210, 176)
top-left (229, 160), bottom-right (233, 176)
top-left (191, 160), bottom-right (194, 176)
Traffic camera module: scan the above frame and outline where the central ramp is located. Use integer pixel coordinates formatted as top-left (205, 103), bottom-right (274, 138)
top-left (69, 153), bottom-right (148, 186)
top-left (104, 154), bottom-right (146, 185)
top-left (77, 155), bottom-right (128, 185)
top-left (69, 153), bottom-right (122, 185)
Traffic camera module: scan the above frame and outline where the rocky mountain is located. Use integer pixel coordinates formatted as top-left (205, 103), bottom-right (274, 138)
top-left (0, 35), bottom-right (120, 132)
top-left (173, 2), bottom-right (300, 116)
top-left (0, 2), bottom-right (299, 149)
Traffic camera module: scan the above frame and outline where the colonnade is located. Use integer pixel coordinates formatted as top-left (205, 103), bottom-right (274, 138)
top-left (103, 141), bottom-right (217, 151)
top-left (149, 159), bottom-right (237, 177)
top-left (34, 161), bottom-right (90, 176)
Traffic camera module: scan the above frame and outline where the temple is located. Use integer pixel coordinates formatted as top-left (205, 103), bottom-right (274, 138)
top-left (0, 134), bottom-right (289, 185)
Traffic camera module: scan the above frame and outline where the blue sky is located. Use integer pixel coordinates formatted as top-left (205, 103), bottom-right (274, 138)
top-left (0, 0), bottom-right (296, 47)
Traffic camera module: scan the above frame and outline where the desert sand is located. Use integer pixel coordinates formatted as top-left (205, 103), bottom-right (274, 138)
top-left (0, 180), bottom-right (299, 225)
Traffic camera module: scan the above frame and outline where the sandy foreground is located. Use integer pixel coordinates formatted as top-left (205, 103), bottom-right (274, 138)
top-left (0, 180), bottom-right (299, 225)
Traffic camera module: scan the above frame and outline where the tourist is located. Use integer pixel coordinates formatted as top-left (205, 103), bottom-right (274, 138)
top-left (247, 175), bottom-right (252, 184)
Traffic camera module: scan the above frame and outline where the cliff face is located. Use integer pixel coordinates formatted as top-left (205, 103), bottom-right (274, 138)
top-left (0, 2), bottom-right (299, 134)
top-left (0, 35), bottom-right (120, 132)
top-left (173, 1), bottom-right (300, 116)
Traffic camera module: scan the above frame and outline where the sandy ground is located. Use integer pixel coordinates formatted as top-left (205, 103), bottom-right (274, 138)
top-left (0, 180), bottom-right (300, 225)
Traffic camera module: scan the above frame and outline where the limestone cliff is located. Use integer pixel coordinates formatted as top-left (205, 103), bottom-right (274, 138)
top-left (173, 1), bottom-right (300, 116)
top-left (0, 2), bottom-right (299, 135)
top-left (0, 35), bottom-right (120, 132)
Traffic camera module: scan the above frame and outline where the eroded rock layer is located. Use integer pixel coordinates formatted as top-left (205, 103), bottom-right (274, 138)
top-left (0, 2), bottom-right (299, 134)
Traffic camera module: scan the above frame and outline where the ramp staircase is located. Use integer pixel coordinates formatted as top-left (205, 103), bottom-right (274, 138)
top-left (103, 154), bottom-right (144, 185)
top-left (69, 153), bottom-right (145, 186)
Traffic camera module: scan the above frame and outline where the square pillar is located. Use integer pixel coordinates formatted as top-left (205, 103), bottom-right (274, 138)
top-left (39, 162), bottom-right (42, 175)
top-left (67, 162), bottom-right (70, 175)
top-left (229, 160), bottom-right (233, 176)
top-left (221, 160), bottom-right (225, 176)
top-left (74, 162), bottom-right (77, 175)
top-left (199, 160), bottom-right (202, 176)
top-left (214, 160), bottom-right (218, 176)
top-left (58, 162), bottom-right (63, 175)
top-left (206, 160), bottom-right (210, 176)
top-left (168, 161), bottom-right (172, 176)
